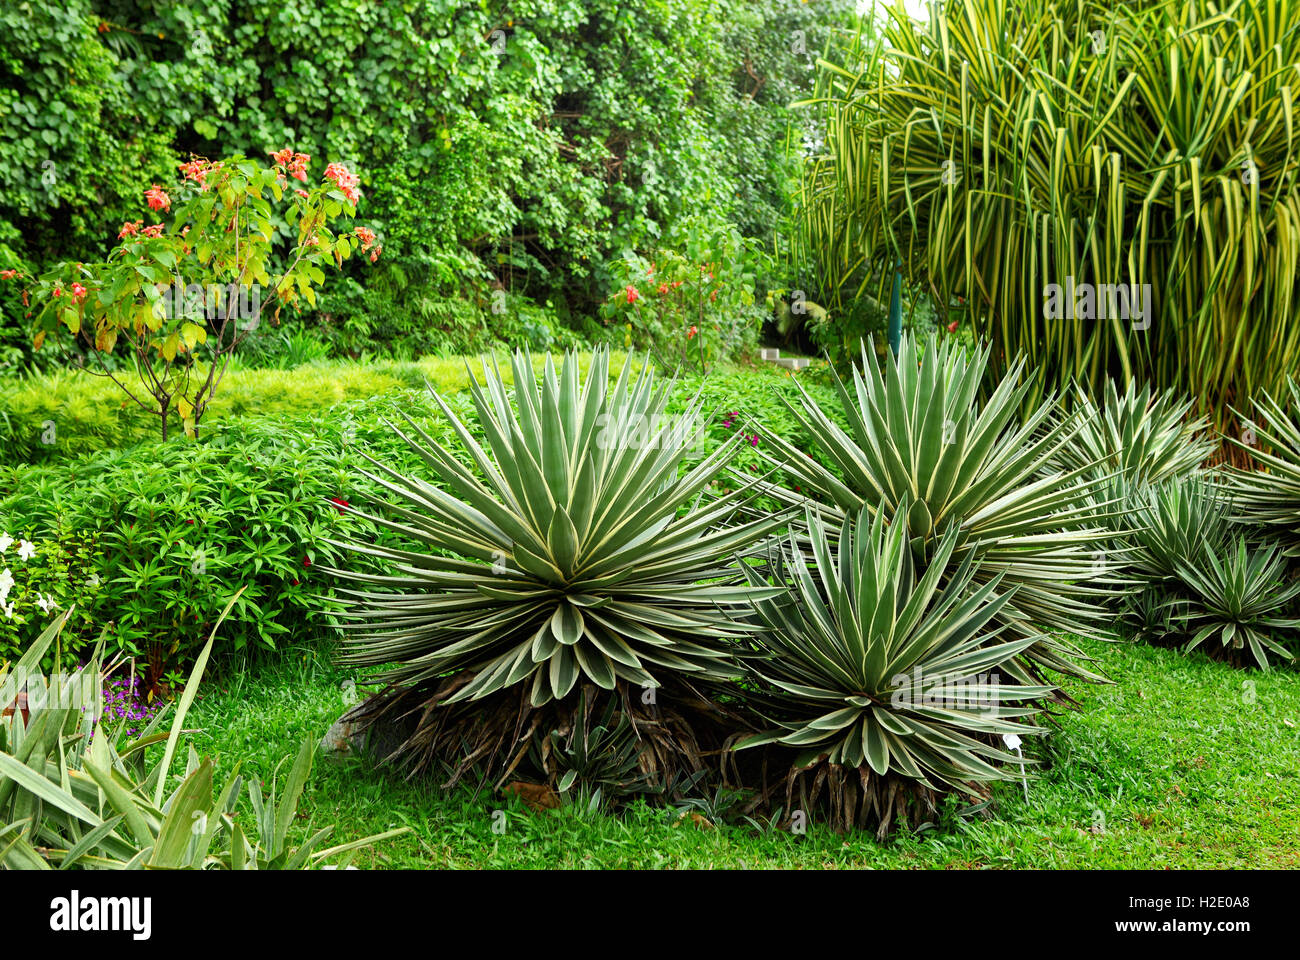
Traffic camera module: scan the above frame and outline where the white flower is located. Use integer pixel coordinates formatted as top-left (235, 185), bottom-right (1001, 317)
top-left (1, 601), bottom-right (13, 620)
top-left (0, 567), bottom-right (12, 604)
top-left (0, 533), bottom-right (12, 554)
top-left (35, 593), bottom-right (56, 614)
top-left (16, 540), bottom-right (35, 562)
top-left (1003, 733), bottom-right (1023, 751)
top-left (87, 572), bottom-right (101, 588)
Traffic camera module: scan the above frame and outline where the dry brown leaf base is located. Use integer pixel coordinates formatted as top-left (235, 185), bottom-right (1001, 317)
top-left (343, 673), bottom-right (766, 806)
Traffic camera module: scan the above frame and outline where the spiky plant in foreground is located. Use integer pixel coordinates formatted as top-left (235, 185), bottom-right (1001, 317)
top-left (1227, 378), bottom-right (1300, 555)
top-left (737, 505), bottom-right (1052, 836)
top-left (752, 334), bottom-right (1119, 683)
top-left (326, 349), bottom-right (785, 779)
top-left (1, 603), bottom-right (404, 869)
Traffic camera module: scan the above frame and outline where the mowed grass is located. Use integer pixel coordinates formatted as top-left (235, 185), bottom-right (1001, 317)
top-left (181, 637), bottom-right (1300, 869)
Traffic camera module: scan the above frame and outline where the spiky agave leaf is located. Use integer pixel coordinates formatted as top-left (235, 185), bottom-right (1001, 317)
top-left (325, 348), bottom-right (787, 706)
top-left (1226, 378), bottom-right (1300, 555)
top-left (751, 334), bottom-right (1119, 681)
top-left (737, 503), bottom-right (1053, 805)
top-left (1173, 538), bottom-right (1300, 670)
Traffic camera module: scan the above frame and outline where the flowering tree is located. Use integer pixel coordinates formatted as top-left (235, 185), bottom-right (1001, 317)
top-left (25, 152), bottom-right (379, 440)
top-left (599, 220), bottom-right (764, 376)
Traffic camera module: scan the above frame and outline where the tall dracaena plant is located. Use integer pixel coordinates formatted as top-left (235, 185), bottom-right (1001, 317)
top-left (752, 335), bottom-right (1120, 683)
top-left (796, 0), bottom-right (1300, 450)
top-left (326, 349), bottom-right (787, 707)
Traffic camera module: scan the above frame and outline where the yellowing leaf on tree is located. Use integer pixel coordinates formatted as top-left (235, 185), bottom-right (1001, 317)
top-left (33, 330), bottom-right (45, 350)
top-left (180, 322), bottom-right (208, 348)
top-left (95, 328), bottom-right (118, 353)
top-left (160, 331), bottom-right (180, 362)
top-left (176, 396), bottom-right (193, 420)
top-left (136, 302), bottom-right (163, 333)
top-left (182, 417), bottom-right (197, 439)
top-left (62, 306), bottom-right (81, 335)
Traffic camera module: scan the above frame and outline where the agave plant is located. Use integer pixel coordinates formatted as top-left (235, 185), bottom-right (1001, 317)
top-left (1118, 586), bottom-right (1187, 647)
top-left (1227, 378), bottom-right (1300, 554)
top-left (0, 604), bottom-right (405, 869)
top-left (1053, 380), bottom-right (1214, 490)
top-left (1126, 476), bottom-right (1235, 582)
top-left (737, 504), bottom-right (1052, 835)
top-left (1172, 538), bottom-right (1300, 669)
top-left (752, 334), bottom-right (1118, 681)
top-left (326, 349), bottom-right (785, 777)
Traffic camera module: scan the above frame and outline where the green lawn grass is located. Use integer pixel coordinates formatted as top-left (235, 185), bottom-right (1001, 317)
top-left (183, 637), bottom-right (1300, 868)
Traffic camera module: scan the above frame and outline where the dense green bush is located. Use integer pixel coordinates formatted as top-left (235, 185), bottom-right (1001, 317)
top-left (0, 391), bottom-right (465, 672)
top-left (2, 0), bottom-right (854, 360)
top-left (598, 213), bottom-right (771, 370)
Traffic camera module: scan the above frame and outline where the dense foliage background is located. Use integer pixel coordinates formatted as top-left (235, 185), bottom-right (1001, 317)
top-left (0, 0), bottom-right (853, 365)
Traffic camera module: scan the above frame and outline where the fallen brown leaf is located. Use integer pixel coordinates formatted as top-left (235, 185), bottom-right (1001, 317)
top-left (502, 781), bottom-right (561, 812)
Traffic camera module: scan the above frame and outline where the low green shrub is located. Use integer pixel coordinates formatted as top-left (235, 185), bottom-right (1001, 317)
top-left (0, 388), bottom-right (479, 673)
top-left (1118, 476), bottom-right (1300, 669)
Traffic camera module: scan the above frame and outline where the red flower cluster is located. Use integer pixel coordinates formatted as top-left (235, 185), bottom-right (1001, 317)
top-left (145, 184), bottom-right (171, 212)
top-left (625, 285), bottom-right (640, 304)
top-left (270, 149), bottom-right (311, 183)
top-left (330, 496), bottom-right (350, 514)
top-left (687, 324), bottom-right (698, 339)
top-left (0, 269), bottom-right (19, 280)
top-left (142, 224), bottom-right (164, 238)
top-left (178, 158), bottom-right (211, 187)
top-left (324, 162), bottom-right (361, 203)
top-left (353, 226), bottom-right (377, 251)
top-left (118, 220), bottom-right (142, 239)
top-left (70, 283), bottom-right (88, 302)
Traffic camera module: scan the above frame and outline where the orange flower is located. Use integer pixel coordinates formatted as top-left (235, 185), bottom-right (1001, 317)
top-left (144, 185), bottom-right (171, 212)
